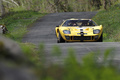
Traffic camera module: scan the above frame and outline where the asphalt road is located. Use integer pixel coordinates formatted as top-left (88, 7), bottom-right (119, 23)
top-left (22, 12), bottom-right (120, 64)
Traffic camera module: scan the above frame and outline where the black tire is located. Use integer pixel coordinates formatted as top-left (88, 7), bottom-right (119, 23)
top-left (57, 32), bottom-right (65, 43)
top-left (97, 34), bottom-right (103, 42)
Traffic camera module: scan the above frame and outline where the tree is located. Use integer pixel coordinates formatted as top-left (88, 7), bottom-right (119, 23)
top-left (0, 0), bottom-right (5, 16)
top-left (102, 0), bottom-right (112, 10)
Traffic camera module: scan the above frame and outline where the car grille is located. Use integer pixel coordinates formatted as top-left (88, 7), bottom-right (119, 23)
top-left (73, 36), bottom-right (91, 40)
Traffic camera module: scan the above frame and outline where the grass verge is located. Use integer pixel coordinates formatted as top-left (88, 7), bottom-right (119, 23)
top-left (0, 11), bottom-right (47, 42)
top-left (93, 4), bottom-right (120, 42)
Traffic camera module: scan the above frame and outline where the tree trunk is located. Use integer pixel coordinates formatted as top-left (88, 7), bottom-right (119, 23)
top-left (0, 0), bottom-right (5, 17)
top-left (54, 0), bottom-right (60, 12)
top-left (103, 0), bottom-right (107, 10)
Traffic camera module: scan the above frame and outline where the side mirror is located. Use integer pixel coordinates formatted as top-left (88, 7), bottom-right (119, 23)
top-left (56, 25), bottom-right (59, 27)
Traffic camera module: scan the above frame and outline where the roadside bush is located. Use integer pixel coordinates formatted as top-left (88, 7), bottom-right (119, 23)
top-left (20, 43), bottom-right (120, 80)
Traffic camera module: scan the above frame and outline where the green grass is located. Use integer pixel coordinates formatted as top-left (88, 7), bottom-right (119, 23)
top-left (92, 4), bottom-right (120, 42)
top-left (0, 11), bottom-right (47, 42)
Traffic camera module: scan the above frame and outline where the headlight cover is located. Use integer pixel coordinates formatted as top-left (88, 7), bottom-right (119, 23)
top-left (93, 29), bottom-right (100, 34)
top-left (63, 30), bottom-right (71, 34)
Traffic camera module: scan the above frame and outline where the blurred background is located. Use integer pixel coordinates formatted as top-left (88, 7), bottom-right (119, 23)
top-left (1, 0), bottom-right (120, 80)
top-left (0, 0), bottom-right (119, 16)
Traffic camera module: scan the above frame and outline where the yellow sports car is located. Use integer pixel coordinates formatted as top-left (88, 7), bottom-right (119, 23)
top-left (55, 18), bottom-right (103, 43)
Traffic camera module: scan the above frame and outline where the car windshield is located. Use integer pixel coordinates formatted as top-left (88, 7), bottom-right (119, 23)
top-left (62, 20), bottom-right (97, 27)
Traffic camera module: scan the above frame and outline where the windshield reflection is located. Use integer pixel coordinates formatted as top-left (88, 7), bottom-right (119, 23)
top-left (62, 20), bottom-right (97, 27)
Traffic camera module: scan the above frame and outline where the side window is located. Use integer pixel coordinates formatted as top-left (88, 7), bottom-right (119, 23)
top-left (93, 21), bottom-right (97, 26)
top-left (62, 21), bottom-right (68, 26)
top-left (62, 20), bottom-right (70, 26)
top-left (88, 20), bottom-right (97, 26)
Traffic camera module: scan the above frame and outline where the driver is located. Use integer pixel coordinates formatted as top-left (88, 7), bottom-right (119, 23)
top-left (72, 23), bottom-right (77, 26)
top-left (88, 19), bottom-right (93, 26)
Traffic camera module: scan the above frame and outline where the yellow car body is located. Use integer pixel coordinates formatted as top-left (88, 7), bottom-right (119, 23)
top-left (55, 18), bottom-right (103, 43)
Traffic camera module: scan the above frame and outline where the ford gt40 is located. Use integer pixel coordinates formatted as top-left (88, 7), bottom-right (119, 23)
top-left (55, 18), bottom-right (103, 43)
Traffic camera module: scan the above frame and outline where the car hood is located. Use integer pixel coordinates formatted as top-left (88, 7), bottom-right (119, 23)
top-left (59, 26), bottom-right (102, 35)
top-left (61, 27), bottom-right (93, 32)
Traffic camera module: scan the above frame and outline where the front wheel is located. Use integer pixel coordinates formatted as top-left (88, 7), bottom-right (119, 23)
top-left (57, 32), bottom-right (65, 43)
top-left (97, 34), bottom-right (103, 42)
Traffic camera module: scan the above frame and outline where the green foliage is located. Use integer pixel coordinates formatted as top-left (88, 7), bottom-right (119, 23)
top-left (20, 43), bottom-right (120, 80)
top-left (1, 0), bottom-right (118, 14)
top-left (20, 43), bottom-right (43, 69)
top-left (0, 11), bottom-right (46, 41)
top-left (12, 6), bottom-right (26, 11)
top-left (29, 45), bottom-right (120, 80)
top-left (1, 40), bottom-right (120, 80)
top-left (93, 3), bottom-right (120, 41)
top-left (52, 45), bottom-right (62, 56)
top-left (20, 43), bottom-right (38, 62)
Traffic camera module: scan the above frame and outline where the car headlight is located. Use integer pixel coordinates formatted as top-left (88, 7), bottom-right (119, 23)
top-left (63, 30), bottom-right (71, 34)
top-left (93, 29), bottom-right (100, 34)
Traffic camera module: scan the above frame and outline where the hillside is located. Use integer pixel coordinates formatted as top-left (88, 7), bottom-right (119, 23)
top-left (93, 4), bottom-right (120, 42)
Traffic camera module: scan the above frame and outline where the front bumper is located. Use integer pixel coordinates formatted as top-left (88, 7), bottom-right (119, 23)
top-left (63, 34), bottom-right (100, 42)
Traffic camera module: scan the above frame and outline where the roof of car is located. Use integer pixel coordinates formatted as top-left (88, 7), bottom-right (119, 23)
top-left (66, 18), bottom-right (91, 20)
